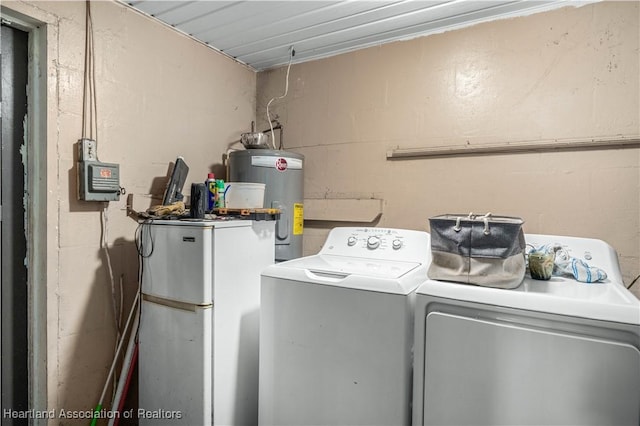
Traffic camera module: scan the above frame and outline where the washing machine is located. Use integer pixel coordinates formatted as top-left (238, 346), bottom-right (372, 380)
top-left (412, 233), bottom-right (640, 426)
top-left (259, 227), bottom-right (431, 426)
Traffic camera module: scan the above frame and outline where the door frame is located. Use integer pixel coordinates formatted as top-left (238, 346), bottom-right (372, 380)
top-left (0, 7), bottom-right (48, 418)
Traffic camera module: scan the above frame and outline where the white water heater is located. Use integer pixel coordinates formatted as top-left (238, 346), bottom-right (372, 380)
top-left (229, 149), bottom-right (304, 261)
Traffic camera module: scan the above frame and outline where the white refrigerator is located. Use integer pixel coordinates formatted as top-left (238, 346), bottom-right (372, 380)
top-left (138, 219), bottom-right (275, 426)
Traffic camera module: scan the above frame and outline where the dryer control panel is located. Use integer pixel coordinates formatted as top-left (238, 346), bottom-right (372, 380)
top-left (319, 227), bottom-right (431, 263)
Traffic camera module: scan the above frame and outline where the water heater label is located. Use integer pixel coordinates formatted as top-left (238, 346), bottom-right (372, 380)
top-left (293, 203), bottom-right (304, 235)
top-left (276, 158), bottom-right (288, 171)
top-left (251, 156), bottom-right (303, 170)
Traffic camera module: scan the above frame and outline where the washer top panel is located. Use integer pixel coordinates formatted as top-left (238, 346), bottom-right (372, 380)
top-left (318, 227), bottom-right (431, 264)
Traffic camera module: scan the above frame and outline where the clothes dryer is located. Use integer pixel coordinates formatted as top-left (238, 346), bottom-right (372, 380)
top-left (259, 227), bottom-right (431, 426)
top-left (412, 234), bottom-right (640, 426)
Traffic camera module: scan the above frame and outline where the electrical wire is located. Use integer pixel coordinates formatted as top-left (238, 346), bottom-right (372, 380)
top-left (135, 220), bottom-right (154, 340)
top-left (82, 1), bottom-right (90, 138)
top-left (134, 220), bottom-right (154, 365)
top-left (627, 274), bottom-right (640, 289)
top-left (83, 0), bottom-right (126, 409)
top-left (81, 0), bottom-right (133, 416)
top-left (83, 2), bottom-right (119, 339)
top-left (135, 219), bottom-right (155, 259)
top-left (101, 205), bottom-right (123, 405)
top-left (90, 2), bottom-right (98, 146)
top-left (266, 46), bottom-right (294, 150)
top-left (101, 206), bottom-right (119, 334)
top-left (83, 0), bottom-right (98, 144)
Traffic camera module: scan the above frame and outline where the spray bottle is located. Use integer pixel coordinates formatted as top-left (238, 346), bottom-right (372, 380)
top-left (205, 173), bottom-right (216, 212)
top-left (215, 179), bottom-right (225, 208)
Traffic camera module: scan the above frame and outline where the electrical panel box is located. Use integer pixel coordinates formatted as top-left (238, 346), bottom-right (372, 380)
top-left (77, 139), bottom-right (121, 202)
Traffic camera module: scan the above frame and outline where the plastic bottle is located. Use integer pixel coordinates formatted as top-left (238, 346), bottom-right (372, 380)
top-left (216, 179), bottom-right (225, 208)
top-left (205, 173), bottom-right (216, 212)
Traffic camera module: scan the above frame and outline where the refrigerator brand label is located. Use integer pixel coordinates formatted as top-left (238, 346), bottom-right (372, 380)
top-left (182, 237), bottom-right (196, 242)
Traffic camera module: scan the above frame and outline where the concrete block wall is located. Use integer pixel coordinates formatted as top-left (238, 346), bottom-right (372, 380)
top-left (3, 0), bottom-right (256, 422)
top-left (256, 2), bottom-right (640, 290)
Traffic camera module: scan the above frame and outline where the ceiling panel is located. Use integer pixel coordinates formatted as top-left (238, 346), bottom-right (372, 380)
top-left (153, 2), bottom-right (237, 26)
top-left (125, 0), bottom-right (595, 71)
top-left (222, 1), bottom-right (450, 58)
top-left (192, 1), bottom-right (327, 41)
top-left (202, 1), bottom-right (392, 50)
top-left (234, 1), bottom-right (512, 64)
top-left (128, 0), bottom-right (186, 17)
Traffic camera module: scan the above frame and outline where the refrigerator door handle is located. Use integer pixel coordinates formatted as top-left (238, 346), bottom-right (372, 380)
top-left (142, 293), bottom-right (213, 311)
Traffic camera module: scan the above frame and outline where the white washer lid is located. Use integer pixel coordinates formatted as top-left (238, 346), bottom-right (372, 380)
top-left (262, 254), bottom-right (425, 294)
top-left (277, 254), bottom-right (421, 279)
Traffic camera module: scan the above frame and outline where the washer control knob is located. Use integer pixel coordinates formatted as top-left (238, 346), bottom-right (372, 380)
top-left (392, 239), bottom-right (403, 250)
top-left (366, 236), bottom-right (381, 250)
top-left (347, 236), bottom-right (357, 246)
